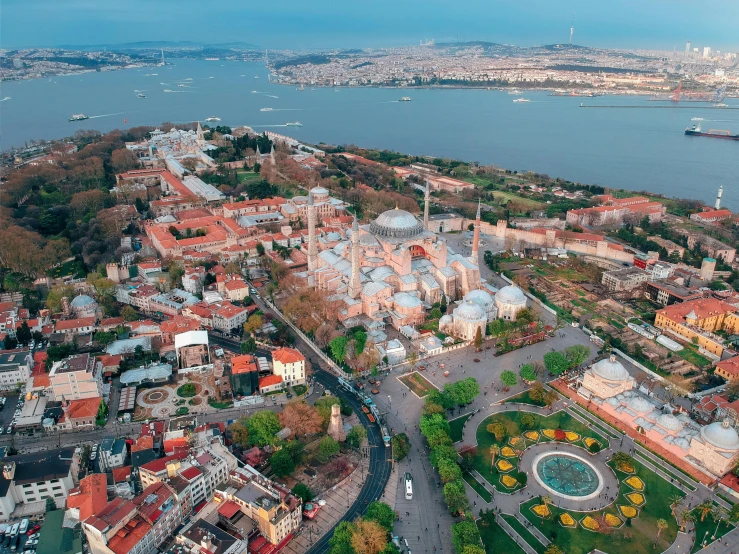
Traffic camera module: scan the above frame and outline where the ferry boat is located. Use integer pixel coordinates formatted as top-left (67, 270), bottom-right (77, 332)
top-left (513, 98), bottom-right (530, 103)
top-left (68, 114), bottom-right (89, 121)
top-left (260, 108), bottom-right (274, 112)
top-left (285, 122), bottom-right (302, 127)
top-left (205, 116), bottom-right (221, 122)
top-left (399, 96), bottom-right (413, 102)
top-left (685, 122), bottom-right (739, 141)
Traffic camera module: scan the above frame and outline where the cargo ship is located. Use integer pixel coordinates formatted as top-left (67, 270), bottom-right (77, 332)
top-left (685, 122), bottom-right (739, 141)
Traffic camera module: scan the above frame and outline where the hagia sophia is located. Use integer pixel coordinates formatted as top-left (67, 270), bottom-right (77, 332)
top-left (300, 183), bottom-right (528, 336)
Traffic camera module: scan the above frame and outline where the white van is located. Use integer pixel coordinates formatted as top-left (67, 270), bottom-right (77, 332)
top-left (10, 523), bottom-right (19, 537)
top-left (404, 472), bottom-right (413, 500)
top-left (18, 520), bottom-right (28, 534)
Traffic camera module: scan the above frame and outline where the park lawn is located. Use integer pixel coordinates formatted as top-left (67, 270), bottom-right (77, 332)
top-left (503, 390), bottom-right (546, 407)
top-left (398, 372), bottom-right (437, 398)
top-left (500, 514), bottom-right (546, 554)
top-left (472, 410), bottom-right (609, 492)
top-left (690, 505), bottom-right (734, 553)
top-left (677, 346), bottom-right (712, 369)
top-left (463, 471), bottom-right (493, 502)
top-left (236, 170), bottom-right (263, 184)
top-left (50, 258), bottom-right (85, 279)
top-left (520, 458), bottom-right (684, 554)
top-left (477, 518), bottom-right (527, 554)
top-left (491, 191), bottom-right (544, 210)
top-left (449, 413), bottom-right (473, 442)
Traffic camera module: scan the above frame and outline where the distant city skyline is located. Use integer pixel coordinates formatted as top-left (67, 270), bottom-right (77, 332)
top-left (3, 0), bottom-right (739, 52)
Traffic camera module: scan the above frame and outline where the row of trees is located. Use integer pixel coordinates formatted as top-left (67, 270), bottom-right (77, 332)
top-left (328, 501), bottom-right (400, 554)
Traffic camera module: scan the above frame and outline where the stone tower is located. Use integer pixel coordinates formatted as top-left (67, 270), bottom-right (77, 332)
top-left (348, 216), bottom-right (361, 299)
top-left (471, 200), bottom-right (481, 262)
top-left (255, 145), bottom-right (261, 165)
top-left (269, 143), bottom-right (276, 164)
top-left (423, 180), bottom-right (430, 230)
top-left (307, 191), bottom-right (318, 271)
top-left (327, 403), bottom-right (346, 442)
top-left (196, 121), bottom-right (205, 146)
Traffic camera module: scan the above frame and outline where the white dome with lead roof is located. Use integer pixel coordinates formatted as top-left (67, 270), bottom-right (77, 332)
top-left (592, 355), bottom-right (630, 382)
top-left (701, 420), bottom-right (739, 451)
top-left (370, 208), bottom-right (424, 239)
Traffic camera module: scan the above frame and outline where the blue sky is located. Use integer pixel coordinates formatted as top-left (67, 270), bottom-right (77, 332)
top-left (3, 0), bottom-right (738, 52)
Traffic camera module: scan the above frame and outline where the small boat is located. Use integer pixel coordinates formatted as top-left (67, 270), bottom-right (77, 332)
top-left (260, 108), bottom-right (274, 112)
top-left (137, 93), bottom-right (146, 98)
top-left (508, 89), bottom-right (522, 95)
top-left (399, 96), bottom-right (413, 102)
top-left (254, 75), bottom-right (259, 78)
top-left (163, 89), bottom-right (173, 92)
top-left (713, 103), bottom-right (728, 108)
top-left (285, 122), bottom-right (302, 127)
top-left (69, 114), bottom-right (89, 121)
top-left (251, 90), bottom-right (259, 94)
top-left (178, 84), bottom-right (186, 87)
top-left (513, 98), bottom-right (530, 103)
top-left (205, 116), bottom-right (221, 122)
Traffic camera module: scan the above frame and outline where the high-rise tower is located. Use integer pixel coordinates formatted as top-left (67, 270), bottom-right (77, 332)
top-left (685, 41), bottom-right (691, 56)
top-left (307, 191), bottom-right (318, 271)
top-left (348, 216), bottom-right (361, 299)
top-left (715, 185), bottom-right (723, 210)
top-left (569, 13), bottom-right (575, 46)
top-left (471, 200), bottom-right (481, 262)
top-left (423, 180), bottom-right (430, 230)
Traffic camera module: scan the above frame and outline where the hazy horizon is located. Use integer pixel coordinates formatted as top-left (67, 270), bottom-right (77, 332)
top-left (3, 0), bottom-right (738, 53)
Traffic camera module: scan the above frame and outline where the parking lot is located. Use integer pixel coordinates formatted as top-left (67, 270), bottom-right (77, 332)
top-left (0, 519), bottom-right (43, 554)
top-left (0, 396), bottom-right (20, 435)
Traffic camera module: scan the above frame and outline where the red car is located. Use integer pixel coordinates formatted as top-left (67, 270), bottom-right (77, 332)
top-left (27, 525), bottom-right (40, 536)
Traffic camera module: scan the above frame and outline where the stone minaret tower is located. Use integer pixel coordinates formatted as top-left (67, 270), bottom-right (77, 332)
top-left (327, 403), bottom-right (346, 442)
top-left (348, 216), bottom-right (361, 299)
top-left (307, 191), bottom-right (318, 271)
top-left (423, 180), bottom-right (430, 230)
top-left (255, 145), bottom-right (261, 164)
top-left (471, 200), bottom-right (481, 263)
top-left (269, 143), bottom-right (276, 164)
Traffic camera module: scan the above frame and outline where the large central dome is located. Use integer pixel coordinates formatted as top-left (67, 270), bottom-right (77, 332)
top-left (370, 208), bottom-right (424, 239)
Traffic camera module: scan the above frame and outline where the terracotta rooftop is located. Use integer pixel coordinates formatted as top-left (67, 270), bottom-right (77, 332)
top-left (67, 473), bottom-right (108, 521)
top-left (716, 356), bottom-right (739, 379)
top-left (67, 397), bottom-right (102, 420)
top-left (272, 347), bottom-right (305, 365)
top-left (259, 374), bottom-right (283, 388)
top-left (656, 297), bottom-right (737, 325)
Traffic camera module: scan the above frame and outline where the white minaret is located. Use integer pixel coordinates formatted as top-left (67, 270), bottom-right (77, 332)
top-left (569, 12), bottom-right (575, 46)
top-left (423, 180), bottom-right (430, 230)
top-left (255, 145), bottom-right (261, 164)
top-left (307, 191), bottom-right (318, 272)
top-left (715, 185), bottom-right (723, 210)
top-left (348, 216), bottom-right (361, 299)
top-left (471, 200), bottom-right (481, 263)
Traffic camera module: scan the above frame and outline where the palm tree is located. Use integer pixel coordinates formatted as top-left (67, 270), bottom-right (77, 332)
top-left (656, 518), bottom-right (668, 538)
top-left (489, 446), bottom-right (500, 473)
top-left (668, 494), bottom-right (683, 516)
top-left (676, 507), bottom-right (694, 532)
top-left (696, 500), bottom-right (713, 522)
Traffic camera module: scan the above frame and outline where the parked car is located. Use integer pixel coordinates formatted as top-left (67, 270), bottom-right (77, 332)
top-left (27, 525), bottom-right (40, 536)
top-left (6, 427), bottom-right (11, 434)
top-left (371, 389), bottom-right (379, 395)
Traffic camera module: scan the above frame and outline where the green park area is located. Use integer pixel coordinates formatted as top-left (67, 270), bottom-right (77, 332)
top-left (519, 458), bottom-right (685, 554)
top-left (449, 413), bottom-right (472, 442)
top-left (399, 372), bottom-right (437, 397)
top-left (468, 410), bottom-right (609, 492)
top-left (477, 513), bottom-right (526, 554)
top-left (690, 503), bottom-right (734, 553)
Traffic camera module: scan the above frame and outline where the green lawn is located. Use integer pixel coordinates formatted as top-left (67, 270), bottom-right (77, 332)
top-left (677, 346), bottom-right (712, 368)
top-left (208, 399), bottom-right (233, 409)
top-left (500, 514), bottom-right (546, 554)
top-left (520, 458), bottom-right (684, 554)
top-left (503, 390), bottom-right (546, 407)
top-left (449, 413), bottom-right (473, 442)
top-left (471, 410), bottom-right (609, 492)
top-left (292, 384), bottom-right (308, 396)
top-left (398, 372), bottom-right (437, 397)
top-left (463, 471), bottom-right (492, 502)
top-left (477, 518), bottom-right (526, 554)
top-left (690, 506), bottom-right (734, 553)
top-left (236, 170), bottom-right (263, 184)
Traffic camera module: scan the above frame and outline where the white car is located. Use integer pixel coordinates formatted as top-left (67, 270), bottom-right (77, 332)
top-left (91, 444), bottom-right (98, 452)
top-left (6, 427), bottom-right (11, 434)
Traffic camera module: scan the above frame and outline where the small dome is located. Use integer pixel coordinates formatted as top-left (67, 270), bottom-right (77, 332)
top-left (439, 315), bottom-right (453, 326)
top-left (592, 355), bottom-right (630, 382)
top-left (627, 396), bottom-right (652, 414)
top-left (393, 292), bottom-right (422, 309)
top-left (701, 420), bottom-right (739, 451)
top-left (464, 289), bottom-right (494, 308)
top-left (370, 208), bottom-right (424, 239)
top-left (657, 413), bottom-right (684, 432)
top-left (453, 301), bottom-right (486, 322)
top-left (70, 294), bottom-right (96, 308)
top-left (495, 285), bottom-right (527, 306)
top-left (310, 186), bottom-right (328, 196)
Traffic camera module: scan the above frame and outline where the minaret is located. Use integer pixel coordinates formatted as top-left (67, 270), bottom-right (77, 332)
top-left (715, 185), bottom-right (723, 210)
top-left (196, 121), bottom-right (204, 146)
top-left (423, 180), bottom-right (430, 230)
top-left (255, 145), bottom-right (261, 164)
top-left (348, 216), bottom-right (361, 299)
top-left (471, 200), bottom-right (481, 263)
top-left (307, 191), bottom-right (318, 271)
top-left (269, 143), bottom-right (275, 164)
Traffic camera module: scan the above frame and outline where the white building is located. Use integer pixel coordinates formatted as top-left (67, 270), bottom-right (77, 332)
top-left (0, 349), bottom-right (32, 391)
top-left (440, 300), bottom-right (487, 341)
top-left (494, 284), bottom-right (528, 321)
top-left (377, 339), bottom-right (406, 365)
top-left (49, 353), bottom-right (103, 401)
top-left (271, 347), bottom-right (306, 386)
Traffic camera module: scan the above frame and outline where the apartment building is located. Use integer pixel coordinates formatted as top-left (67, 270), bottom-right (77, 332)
top-left (0, 349), bottom-right (32, 391)
top-left (601, 267), bottom-right (649, 292)
top-left (49, 354), bottom-right (103, 401)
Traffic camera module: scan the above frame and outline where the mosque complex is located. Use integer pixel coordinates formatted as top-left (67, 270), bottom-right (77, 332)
top-left (300, 182), bottom-right (528, 338)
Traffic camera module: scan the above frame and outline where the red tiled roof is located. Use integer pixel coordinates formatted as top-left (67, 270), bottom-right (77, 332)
top-left (259, 375), bottom-right (283, 388)
top-left (218, 500), bottom-right (242, 519)
top-left (163, 436), bottom-right (189, 454)
top-left (112, 466), bottom-right (132, 483)
top-left (66, 473), bottom-right (108, 521)
top-left (131, 435), bottom-right (154, 453)
top-left (231, 354), bottom-right (258, 374)
top-left (656, 297), bottom-right (737, 325)
top-left (139, 452), bottom-right (188, 473)
top-left (55, 317), bottom-right (96, 331)
top-left (180, 466), bottom-right (202, 481)
top-left (67, 397), bottom-right (102, 420)
top-left (272, 347), bottom-right (305, 365)
top-left (716, 356), bottom-right (739, 379)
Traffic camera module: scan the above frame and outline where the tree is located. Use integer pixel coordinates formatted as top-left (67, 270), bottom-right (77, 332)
top-left (364, 501), bottom-right (396, 532)
top-left (228, 419), bottom-right (250, 447)
top-left (246, 411), bottom-right (282, 446)
top-left (350, 519), bottom-right (387, 554)
top-left (520, 412), bottom-right (536, 429)
top-left (451, 520), bottom-right (480, 553)
top-left (317, 435), bottom-right (340, 460)
top-left (430, 307), bottom-right (442, 319)
top-left (529, 380), bottom-right (546, 404)
top-left (329, 521), bottom-right (356, 554)
top-left (520, 364), bottom-right (537, 382)
top-left (544, 351), bottom-right (570, 375)
top-left (392, 433), bottom-right (411, 461)
top-left (15, 322), bottom-right (32, 346)
top-left (500, 370), bottom-right (517, 390)
top-left (438, 458), bottom-right (463, 483)
top-left (270, 449), bottom-right (295, 477)
top-left (315, 397), bottom-right (341, 425)
top-left (656, 518), bottom-right (668, 538)
top-left (544, 545), bottom-right (564, 554)
top-left (329, 335), bottom-right (349, 363)
top-left (244, 314), bottom-right (263, 335)
top-left (241, 337), bottom-right (257, 354)
top-left (611, 451), bottom-right (634, 470)
top-left (727, 379), bottom-right (739, 402)
top-left (121, 305), bottom-right (139, 321)
top-left (729, 503), bottom-right (739, 524)
top-left (696, 500), bottom-right (713, 522)
top-left (486, 421), bottom-right (506, 442)
top-left (473, 326), bottom-right (482, 350)
top-left (461, 547), bottom-right (486, 554)
top-left (444, 479), bottom-right (469, 514)
top-left (45, 496), bottom-right (57, 512)
top-left (420, 413), bottom-right (451, 438)
top-left (544, 390), bottom-right (559, 407)
top-left (489, 445), bottom-right (500, 472)
top-left (564, 345), bottom-right (590, 367)
top-left (444, 377), bottom-right (480, 406)
top-left (430, 444), bottom-right (457, 468)
top-left (291, 483), bottom-right (313, 502)
top-left (93, 331), bottom-right (116, 346)
top-left (346, 425), bottom-right (367, 448)
top-left (279, 402), bottom-right (323, 438)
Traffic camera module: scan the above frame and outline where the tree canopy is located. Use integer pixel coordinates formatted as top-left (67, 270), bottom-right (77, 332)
top-left (245, 411), bottom-right (282, 446)
top-left (544, 351), bottom-right (570, 375)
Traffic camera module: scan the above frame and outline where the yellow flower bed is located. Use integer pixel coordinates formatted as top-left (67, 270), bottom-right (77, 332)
top-left (496, 459), bottom-right (514, 472)
top-left (625, 476), bottom-right (645, 491)
top-left (500, 446), bottom-right (516, 458)
top-left (618, 505), bottom-right (638, 519)
top-left (532, 504), bottom-right (550, 518)
top-left (627, 492), bottom-right (646, 506)
top-left (501, 475), bottom-right (518, 488)
top-left (581, 516), bottom-right (600, 531)
top-left (565, 431), bottom-right (580, 442)
top-left (605, 514), bottom-right (623, 527)
top-left (542, 429), bottom-right (557, 439)
top-left (559, 513), bottom-right (576, 528)
top-left (524, 431), bottom-right (540, 441)
top-left (584, 437), bottom-right (600, 449)
top-left (509, 436), bottom-right (523, 447)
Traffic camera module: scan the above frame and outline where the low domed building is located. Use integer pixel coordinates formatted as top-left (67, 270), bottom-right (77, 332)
top-left (463, 289), bottom-right (497, 321)
top-left (688, 419), bottom-right (739, 476)
top-left (580, 355), bottom-right (635, 400)
top-left (70, 294), bottom-right (98, 319)
top-left (494, 284), bottom-right (527, 321)
top-left (440, 300), bottom-right (487, 341)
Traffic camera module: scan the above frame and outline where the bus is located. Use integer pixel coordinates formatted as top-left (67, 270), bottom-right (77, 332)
top-left (404, 472), bottom-right (413, 500)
